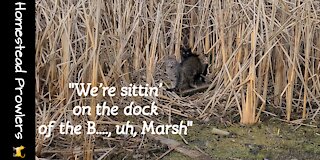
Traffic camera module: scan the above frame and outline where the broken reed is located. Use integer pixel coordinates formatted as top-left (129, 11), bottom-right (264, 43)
top-left (36, 0), bottom-right (320, 159)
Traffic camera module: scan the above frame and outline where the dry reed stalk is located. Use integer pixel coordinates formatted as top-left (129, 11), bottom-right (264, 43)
top-left (36, 0), bottom-right (320, 159)
top-left (317, 32), bottom-right (320, 76)
top-left (134, 26), bottom-right (141, 71)
top-left (241, 0), bottom-right (260, 124)
top-left (205, 19), bottom-right (210, 55)
top-left (173, 0), bottom-right (184, 63)
top-left (311, 29), bottom-right (320, 120)
top-left (204, 2), bottom-right (211, 54)
top-left (241, 35), bottom-right (256, 124)
top-left (255, 1), bottom-right (272, 120)
top-left (302, 1), bottom-right (312, 119)
top-left (189, 0), bottom-right (196, 48)
top-left (273, 0), bottom-right (285, 107)
top-left (85, 25), bottom-right (94, 160)
top-left (147, 2), bottom-right (162, 85)
top-left (234, 24), bottom-right (243, 79)
top-left (194, 0), bottom-right (210, 52)
top-left (216, 6), bottom-right (228, 86)
top-left (286, 16), bottom-right (301, 121)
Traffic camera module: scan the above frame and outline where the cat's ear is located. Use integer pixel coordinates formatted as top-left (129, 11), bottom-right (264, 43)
top-left (181, 47), bottom-right (187, 53)
top-left (187, 48), bottom-right (192, 53)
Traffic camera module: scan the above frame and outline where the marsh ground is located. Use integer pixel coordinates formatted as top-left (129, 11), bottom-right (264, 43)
top-left (162, 118), bottom-right (320, 160)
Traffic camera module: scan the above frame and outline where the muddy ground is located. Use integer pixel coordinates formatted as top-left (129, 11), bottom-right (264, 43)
top-left (162, 118), bottom-right (320, 160)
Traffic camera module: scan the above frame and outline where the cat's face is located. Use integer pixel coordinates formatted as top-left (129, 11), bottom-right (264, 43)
top-left (181, 47), bottom-right (193, 59)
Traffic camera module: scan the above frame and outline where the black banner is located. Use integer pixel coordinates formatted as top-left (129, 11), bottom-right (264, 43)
top-left (7, 1), bottom-right (35, 159)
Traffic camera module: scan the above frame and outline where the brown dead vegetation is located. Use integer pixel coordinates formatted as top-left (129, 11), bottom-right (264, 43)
top-left (36, 0), bottom-right (320, 159)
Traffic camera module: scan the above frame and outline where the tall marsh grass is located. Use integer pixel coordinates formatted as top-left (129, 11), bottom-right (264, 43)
top-left (36, 0), bottom-right (320, 159)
